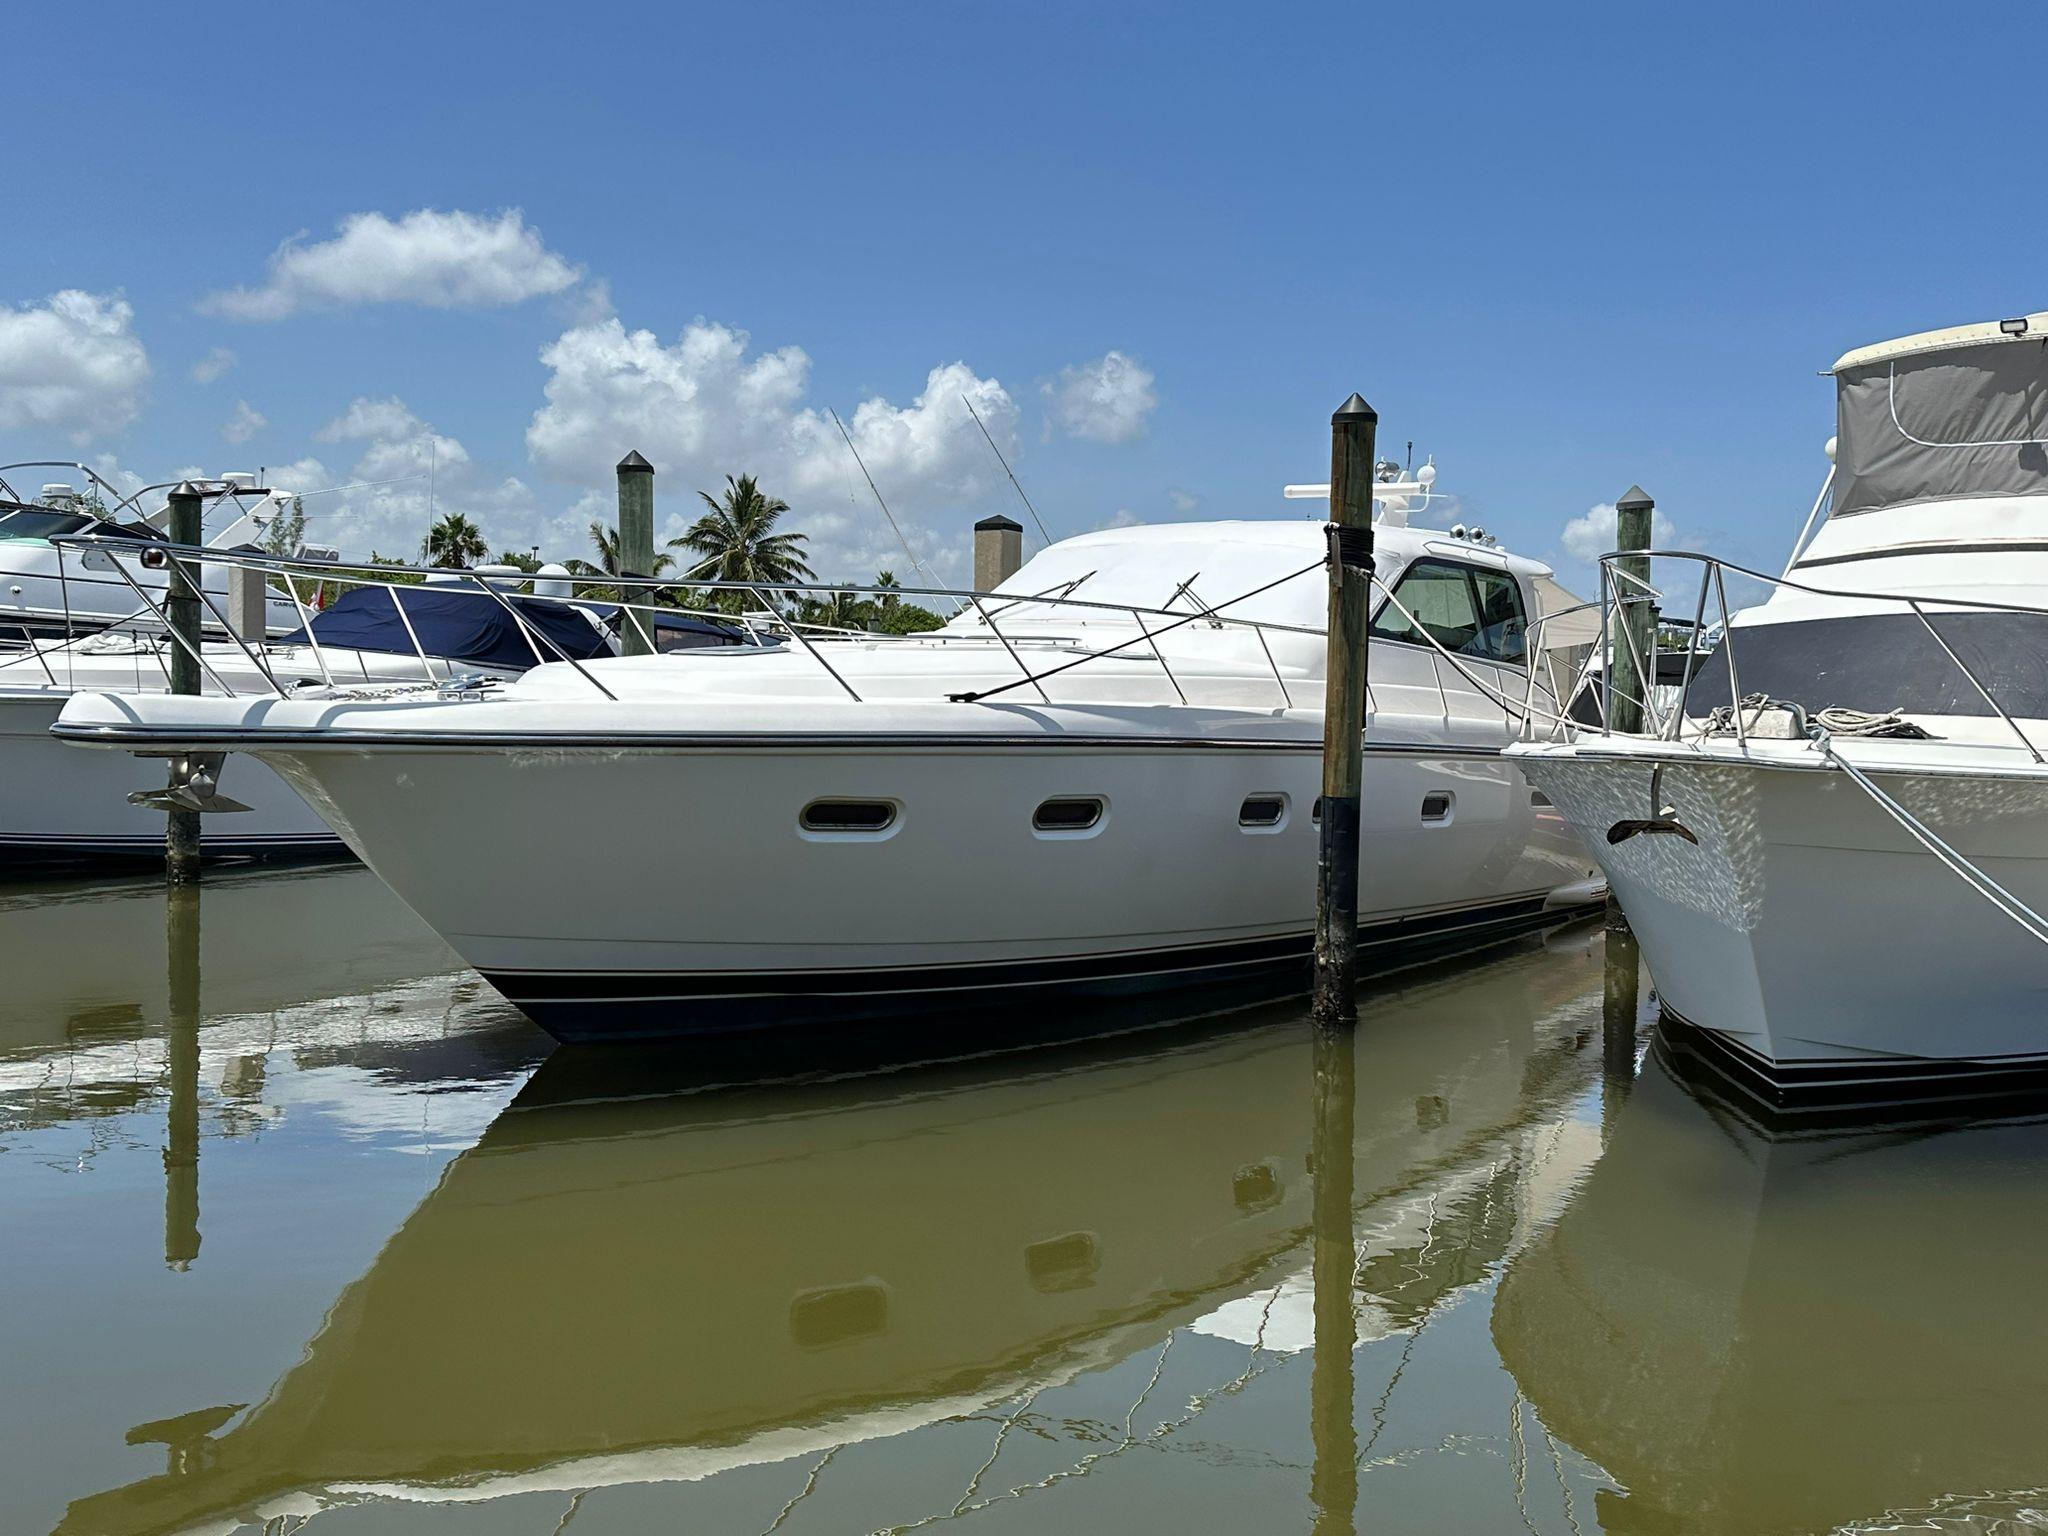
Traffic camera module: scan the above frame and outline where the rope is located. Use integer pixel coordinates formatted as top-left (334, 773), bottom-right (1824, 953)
top-left (1813, 705), bottom-right (1936, 739)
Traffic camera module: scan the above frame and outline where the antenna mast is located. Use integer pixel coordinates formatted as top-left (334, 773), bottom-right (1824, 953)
top-left (961, 395), bottom-right (1053, 548)
top-left (829, 408), bottom-right (941, 588)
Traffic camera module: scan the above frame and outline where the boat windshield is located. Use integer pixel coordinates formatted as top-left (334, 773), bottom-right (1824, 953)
top-left (0, 507), bottom-right (97, 539)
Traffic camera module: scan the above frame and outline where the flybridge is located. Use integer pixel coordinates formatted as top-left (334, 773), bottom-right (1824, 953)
top-left (1831, 311), bottom-right (2048, 515)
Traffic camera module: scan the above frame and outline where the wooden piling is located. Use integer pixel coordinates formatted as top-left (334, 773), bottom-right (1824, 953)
top-left (164, 482), bottom-right (204, 883)
top-left (616, 451), bottom-right (657, 657)
top-left (1601, 905), bottom-right (1642, 1113)
top-left (1313, 394), bottom-right (1378, 1025)
top-left (1609, 485), bottom-right (1655, 737)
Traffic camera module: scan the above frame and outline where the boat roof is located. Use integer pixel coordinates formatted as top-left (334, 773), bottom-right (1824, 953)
top-left (1832, 311), bottom-right (2048, 373)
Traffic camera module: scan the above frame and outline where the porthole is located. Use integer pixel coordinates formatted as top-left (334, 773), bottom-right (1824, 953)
top-left (799, 799), bottom-right (898, 835)
top-left (1311, 796), bottom-right (1323, 826)
top-left (1238, 794), bottom-right (1287, 830)
top-left (1033, 796), bottom-right (1105, 834)
top-left (1421, 790), bottom-right (1455, 824)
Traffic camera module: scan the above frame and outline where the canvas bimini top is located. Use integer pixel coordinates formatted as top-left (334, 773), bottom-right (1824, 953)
top-left (1831, 310), bottom-right (2048, 515)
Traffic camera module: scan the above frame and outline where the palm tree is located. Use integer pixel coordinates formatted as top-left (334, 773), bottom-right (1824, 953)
top-left (672, 475), bottom-right (814, 611)
top-left (875, 569), bottom-right (901, 611)
top-left (421, 511), bottom-right (488, 568)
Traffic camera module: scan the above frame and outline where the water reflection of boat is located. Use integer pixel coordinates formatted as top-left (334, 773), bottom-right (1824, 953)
top-left (0, 865), bottom-right (540, 1137)
top-left (59, 930), bottom-right (1605, 1536)
top-left (1493, 1036), bottom-right (2048, 1536)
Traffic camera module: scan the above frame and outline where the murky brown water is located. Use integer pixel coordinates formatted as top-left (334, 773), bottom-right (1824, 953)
top-left (1, 866), bottom-right (2043, 1535)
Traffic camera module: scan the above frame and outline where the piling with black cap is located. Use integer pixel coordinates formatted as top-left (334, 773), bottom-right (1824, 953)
top-left (164, 481), bottom-right (204, 882)
top-left (1609, 485), bottom-right (1655, 736)
top-left (616, 451), bottom-right (657, 656)
top-left (1313, 393), bottom-right (1378, 1025)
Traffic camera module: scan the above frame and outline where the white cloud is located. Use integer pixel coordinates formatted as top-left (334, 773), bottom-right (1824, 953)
top-left (1561, 500), bottom-right (1679, 565)
top-left (201, 209), bottom-right (582, 322)
top-left (191, 346), bottom-right (235, 384)
top-left (525, 316), bottom-right (1019, 581)
top-left (222, 399), bottom-right (267, 444)
top-left (1168, 488), bottom-right (1200, 515)
top-left (294, 396), bottom-right (526, 558)
top-left (0, 290), bottom-right (150, 443)
top-left (1043, 350), bottom-right (1157, 444)
top-left (1095, 508), bottom-right (1144, 531)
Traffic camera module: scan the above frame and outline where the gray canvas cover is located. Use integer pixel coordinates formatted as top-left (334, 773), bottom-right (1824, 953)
top-left (1835, 338), bottom-right (2048, 514)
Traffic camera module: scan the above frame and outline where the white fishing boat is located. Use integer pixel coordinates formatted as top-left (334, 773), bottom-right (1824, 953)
top-left (53, 467), bottom-right (1604, 1038)
top-left (1508, 311), bottom-right (2048, 1100)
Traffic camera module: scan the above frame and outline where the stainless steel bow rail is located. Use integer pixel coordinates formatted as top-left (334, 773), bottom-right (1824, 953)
top-left (1566, 547), bottom-right (2048, 764)
top-left (36, 536), bottom-right (1599, 733)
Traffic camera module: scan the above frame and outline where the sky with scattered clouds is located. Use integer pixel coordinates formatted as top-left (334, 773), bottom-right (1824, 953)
top-left (2, 1), bottom-right (2041, 589)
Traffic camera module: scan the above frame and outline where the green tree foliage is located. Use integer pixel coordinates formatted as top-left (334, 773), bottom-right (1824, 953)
top-left (673, 474), bottom-right (813, 613)
top-left (420, 512), bottom-right (488, 569)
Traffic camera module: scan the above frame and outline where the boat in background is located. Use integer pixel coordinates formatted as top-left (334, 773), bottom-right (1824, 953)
top-left (55, 465), bottom-right (1606, 1038)
top-left (1509, 310), bottom-right (2048, 1101)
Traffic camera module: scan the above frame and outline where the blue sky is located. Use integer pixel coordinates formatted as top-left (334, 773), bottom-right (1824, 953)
top-left (4, 1), bottom-right (2041, 590)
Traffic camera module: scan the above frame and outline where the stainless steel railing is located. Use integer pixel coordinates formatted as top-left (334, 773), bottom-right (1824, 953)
top-left (1564, 547), bottom-right (2048, 764)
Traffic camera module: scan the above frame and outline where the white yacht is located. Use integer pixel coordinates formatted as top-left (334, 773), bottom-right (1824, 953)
top-left (5, 568), bottom-right (741, 866)
top-left (0, 467), bottom-right (302, 645)
top-left (54, 473), bottom-right (1603, 1038)
top-left (1509, 311), bottom-right (2048, 1099)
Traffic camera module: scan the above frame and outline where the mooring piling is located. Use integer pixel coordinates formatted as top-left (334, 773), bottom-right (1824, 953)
top-left (1601, 906), bottom-right (1642, 1114)
top-left (164, 482), bottom-right (204, 883)
top-left (1313, 393), bottom-right (1378, 1026)
top-left (616, 450), bottom-right (657, 656)
top-left (1609, 484), bottom-right (1656, 737)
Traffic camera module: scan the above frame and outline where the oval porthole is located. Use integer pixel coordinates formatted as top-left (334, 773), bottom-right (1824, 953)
top-left (1421, 791), bottom-right (1455, 825)
top-left (1239, 794), bottom-right (1286, 830)
top-left (800, 799), bottom-right (897, 835)
top-left (1311, 797), bottom-right (1323, 826)
top-left (1033, 796), bottom-right (1105, 834)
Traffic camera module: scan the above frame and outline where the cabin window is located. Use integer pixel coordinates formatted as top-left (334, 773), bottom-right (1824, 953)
top-left (1371, 558), bottom-right (1527, 667)
top-left (800, 799), bottom-right (898, 835)
top-left (1311, 797), bottom-right (1323, 825)
top-left (1421, 791), bottom-right (1455, 824)
top-left (1238, 794), bottom-right (1287, 829)
top-left (1033, 796), bottom-right (1105, 834)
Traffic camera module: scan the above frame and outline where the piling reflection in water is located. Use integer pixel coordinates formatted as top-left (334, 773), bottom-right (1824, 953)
top-left (162, 886), bottom-right (201, 1270)
top-left (1495, 1036), bottom-right (2048, 1535)
top-left (1308, 1017), bottom-right (1356, 1536)
top-left (54, 929), bottom-right (1609, 1536)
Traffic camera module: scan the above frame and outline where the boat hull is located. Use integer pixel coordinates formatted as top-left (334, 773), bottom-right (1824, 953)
top-left (249, 736), bottom-right (1595, 1041)
top-left (1514, 747), bottom-right (2048, 1091)
top-left (0, 690), bottom-right (340, 868)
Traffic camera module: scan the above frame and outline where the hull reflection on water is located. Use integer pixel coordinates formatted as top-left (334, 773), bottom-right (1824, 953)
top-left (1494, 1036), bottom-right (2048, 1536)
top-left (60, 931), bottom-right (1606, 1536)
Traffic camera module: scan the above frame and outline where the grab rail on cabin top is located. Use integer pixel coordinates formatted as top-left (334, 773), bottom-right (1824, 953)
top-left (1568, 547), bottom-right (2048, 765)
top-left (38, 535), bottom-right (1600, 732)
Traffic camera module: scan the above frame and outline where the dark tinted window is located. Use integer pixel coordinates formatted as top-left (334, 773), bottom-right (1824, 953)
top-left (1238, 795), bottom-right (1285, 827)
top-left (1371, 558), bottom-right (1527, 667)
top-left (1033, 797), bottom-right (1104, 832)
top-left (800, 800), bottom-right (896, 833)
top-left (0, 509), bottom-right (95, 539)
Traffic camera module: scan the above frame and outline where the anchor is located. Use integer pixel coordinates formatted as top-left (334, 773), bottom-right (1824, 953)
top-left (127, 752), bottom-right (254, 814)
top-left (1606, 764), bottom-right (1697, 845)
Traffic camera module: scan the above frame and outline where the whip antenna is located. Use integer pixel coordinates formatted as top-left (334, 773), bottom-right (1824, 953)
top-left (829, 408), bottom-right (941, 589)
top-left (962, 394), bottom-right (1053, 548)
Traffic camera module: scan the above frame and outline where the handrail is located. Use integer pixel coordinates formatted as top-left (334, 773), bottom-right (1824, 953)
top-left (1588, 546), bottom-right (2048, 763)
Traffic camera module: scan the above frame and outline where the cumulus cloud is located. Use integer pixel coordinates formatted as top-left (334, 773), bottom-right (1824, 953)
top-left (1561, 500), bottom-right (1679, 565)
top-left (222, 399), bottom-right (267, 444)
top-left (0, 290), bottom-right (150, 443)
top-left (294, 395), bottom-right (529, 557)
top-left (525, 316), bottom-right (1019, 580)
top-left (1168, 488), bottom-right (1200, 515)
top-left (1043, 350), bottom-right (1157, 444)
top-left (201, 209), bottom-right (582, 321)
top-left (191, 346), bottom-right (235, 384)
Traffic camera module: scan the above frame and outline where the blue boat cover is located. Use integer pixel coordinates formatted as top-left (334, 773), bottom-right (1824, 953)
top-left (275, 586), bottom-right (614, 671)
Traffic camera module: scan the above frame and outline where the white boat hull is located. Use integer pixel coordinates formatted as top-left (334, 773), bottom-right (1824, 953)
top-left (1513, 744), bottom-right (2048, 1091)
top-left (243, 733), bottom-right (1593, 1039)
top-left (0, 690), bottom-right (337, 865)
